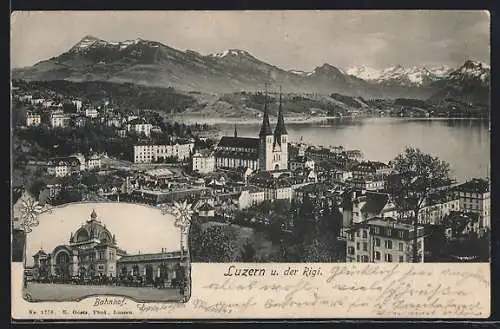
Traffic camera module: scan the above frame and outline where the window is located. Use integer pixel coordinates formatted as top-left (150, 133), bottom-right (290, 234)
top-left (385, 240), bottom-right (393, 249)
top-left (356, 242), bottom-right (360, 250)
top-left (375, 238), bottom-right (380, 247)
top-left (361, 255), bottom-right (368, 262)
top-left (363, 242), bottom-right (368, 251)
top-left (356, 231), bottom-right (360, 237)
top-left (375, 251), bottom-right (381, 260)
top-left (356, 255), bottom-right (360, 262)
top-left (348, 246), bottom-right (355, 255)
top-left (362, 230), bottom-right (367, 238)
top-left (399, 256), bottom-right (404, 262)
top-left (399, 231), bottom-right (404, 239)
top-left (387, 228), bottom-right (392, 236)
top-left (374, 227), bottom-right (380, 234)
top-left (399, 243), bottom-right (404, 251)
top-left (385, 253), bottom-right (393, 262)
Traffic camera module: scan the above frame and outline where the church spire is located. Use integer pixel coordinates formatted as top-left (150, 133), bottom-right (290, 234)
top-left (234, 124), bottom-right (238, 138)
top-left (274, 86), bottom-right (287, 138)
top-left (259, 83), bottom-right (273, 137)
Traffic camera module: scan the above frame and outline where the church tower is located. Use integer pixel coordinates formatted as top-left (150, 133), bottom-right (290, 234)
top-left (273, 87), bottom-right (288, 170)
top-left (258, 85), bottom-right (273, 171)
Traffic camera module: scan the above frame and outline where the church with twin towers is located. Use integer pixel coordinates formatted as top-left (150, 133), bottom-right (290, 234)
top-left (214, 85), bottom-right (289, 172)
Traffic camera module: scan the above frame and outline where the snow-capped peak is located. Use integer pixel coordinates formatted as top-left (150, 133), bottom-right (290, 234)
top-left (119, 38), bottom-right (144, 49)
top-left (210, 49), bottom-right (250, 58)
top-left (427, 65), bottom-right (453, 78)
top-left (73, 35), bottom-right (104, 50)
top-left (70, 36), bottom-right (153, 53)
top-left (288, 69), bottom-right (311, 76)
top-left (461, 59), bottom-right (490, 72)
top-left (345, 65), bottom-right (383, 80)
top-left (346, 64), bottom-right (453, 86)
top-left (449, 60), bottom-right (490, 84)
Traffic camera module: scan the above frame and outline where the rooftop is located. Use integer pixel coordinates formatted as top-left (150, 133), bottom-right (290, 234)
top-left (214, 150), bottom-right (259, 161)
top-left (296, 183), bottom-right (332, 193)
top-left (353, 161), bottom-right (389, 171)
top-left (198, 203), bottom-right (215, 211)
top-left (49, 156), bottom-right (81, 166)
top-left (365, 217), bottom-right (415, 231)
top-left (145, 168), bottom-right (173, 178)
top-left (193, 149), bottom-right (214, 158)
top-left (456, 178), bottom-right (490, 194)
top-left (128, 118), bottom-right (149, 125)
top-left (117, 251), bottom-right (182, 263)
top-left (359, 192), bottom-right (390, 214)
top-left (217, 136), bottom-right (259, 149)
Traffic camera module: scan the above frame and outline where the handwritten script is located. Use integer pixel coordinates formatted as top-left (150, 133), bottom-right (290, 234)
top-left (197, 263), bottom-right (489, 318)
top-left (15, 263), bottom-right (490, 319)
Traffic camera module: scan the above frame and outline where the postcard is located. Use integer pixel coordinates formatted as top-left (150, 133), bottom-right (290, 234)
top-left (11, 10), bottom-right (491, 320)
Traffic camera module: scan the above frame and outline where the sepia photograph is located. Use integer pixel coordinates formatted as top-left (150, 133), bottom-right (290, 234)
top-left (14, 200), bottom-right (191, 303)
top-left (11, 9), bottom-right (490, 289)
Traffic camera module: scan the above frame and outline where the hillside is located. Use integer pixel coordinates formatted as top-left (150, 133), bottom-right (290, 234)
top-left (10, 35), bottom-right (473, 101)
top-left (13, 79), bottom-right (379, 119)
top-left (12, 79), bottom-right (198, 114)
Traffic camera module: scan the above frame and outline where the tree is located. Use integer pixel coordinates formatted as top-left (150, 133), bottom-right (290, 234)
top-left (82, 172), bottom-right (100, 188)
top-left (189, 220), bottom-right (238, 262)
top-left (188, 217), bottom-right (204, 257)
top-left (239, 240), bottom-right (257, 262)
top-left (53, 189), bottom-right (83, 205)
top-left (28, 180), bottom-right (46, 199)
top-left (387, 147), bottom-right (452, 262)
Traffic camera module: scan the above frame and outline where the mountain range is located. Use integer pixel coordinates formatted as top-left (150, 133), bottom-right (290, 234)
top-left (12, 35), bottom-right (490, 104)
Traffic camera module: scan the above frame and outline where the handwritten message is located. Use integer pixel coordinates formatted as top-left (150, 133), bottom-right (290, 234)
top-left (12, 263), bottom-right (490, 319)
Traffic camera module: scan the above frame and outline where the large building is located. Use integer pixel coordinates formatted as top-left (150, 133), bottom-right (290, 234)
top-left (346, 217), bottom-right (425, 263)
top-left (352, 161), bottom-right (391, 179)
top-left (289, 155), bottom-right (315, 172)
top-left (32, 210), bottom-right (127, 279)
top-left (127, 118), bottom-right (153, 137)
top-left (418, 192), bottom-right (460, 225)
top-left (454, 178), bottom-right (490, 229)
top-left (192, 149), bottom-right (215, 174)
top-left (215, 89), bottom-right (288, 172)
top-left (31, 210), bottom-right (185, 284)
top-left (47, 156), bottom-right (82, 177)
top-left (133, 143), bottom-right (194, 163)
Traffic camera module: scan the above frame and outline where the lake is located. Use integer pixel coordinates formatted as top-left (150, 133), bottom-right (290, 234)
top-left (215, 117), bottom-right (490, 182)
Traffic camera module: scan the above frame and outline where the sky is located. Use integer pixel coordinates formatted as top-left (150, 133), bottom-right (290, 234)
top-left (25, 202), bottom-right (181, 267)
top-left (11, 10), bottom-right (490, 71)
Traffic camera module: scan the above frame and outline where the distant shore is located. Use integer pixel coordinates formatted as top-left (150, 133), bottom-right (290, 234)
top-left (168, 115), bottom-right (490, 125)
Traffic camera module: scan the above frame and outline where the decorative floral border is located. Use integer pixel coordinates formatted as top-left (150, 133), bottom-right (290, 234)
top-left (18, 192), bottom-right (54, 234)
top-left (16, 196), bottom-right (193, 304)
top-left (161, 200), bottom-right (193, 303)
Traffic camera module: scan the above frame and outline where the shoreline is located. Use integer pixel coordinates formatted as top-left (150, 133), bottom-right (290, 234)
top-left (170, 115), bottom-right (490, 125)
